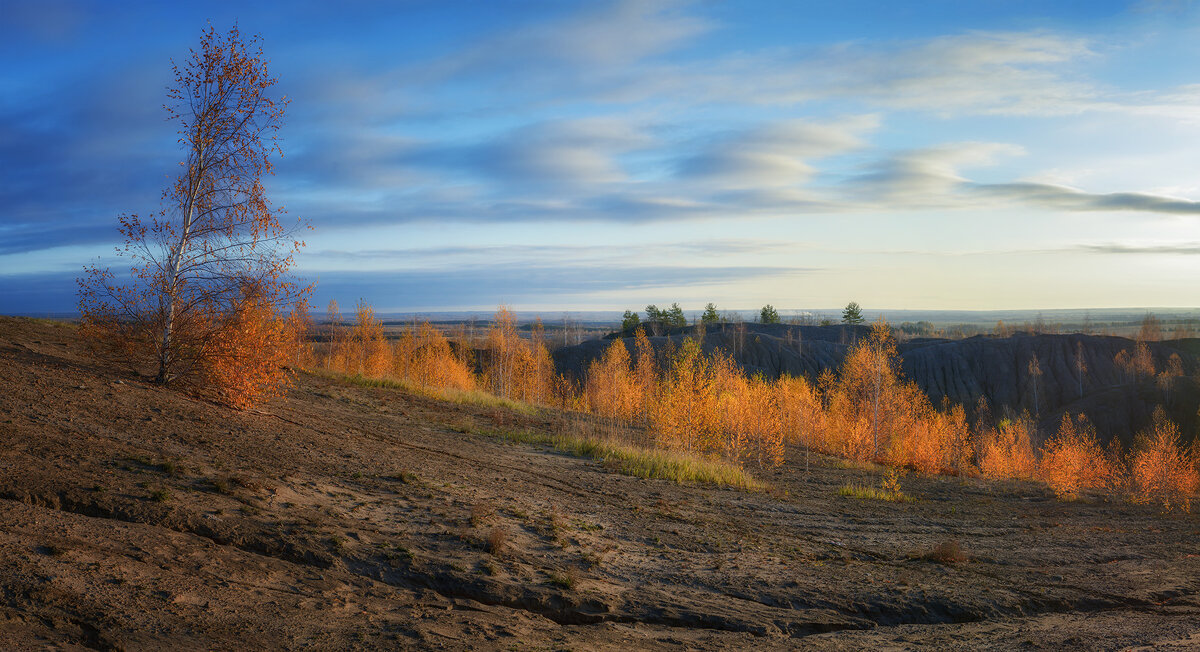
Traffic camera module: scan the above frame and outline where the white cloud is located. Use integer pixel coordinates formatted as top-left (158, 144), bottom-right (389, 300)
top-left (419, 0), bottom-right (711, 80)
top-left (678, 116), bottom-right (878, 188)
top-left (846, 142), bottom-right (1025, 206)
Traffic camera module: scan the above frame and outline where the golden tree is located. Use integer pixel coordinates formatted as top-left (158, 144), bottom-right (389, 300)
top-left (352, 300), bottom-right (390, 377)
top-left (653, 338), bottom-right (721, 454)
top-left (632, 328), bottom-right (658, 424)
top-left (978, 415), bottom-right (1038, 480)
top-left (1039, 414), bottom-right (1117, 499)
top-left (78, 25), bottom-right (308, 407)
top-left (830, 319), bottom-right (900, 459)
top-left (586, 340), bottom-right (639, 422)
top-left (1130, 409), bottom-right (1198, 512)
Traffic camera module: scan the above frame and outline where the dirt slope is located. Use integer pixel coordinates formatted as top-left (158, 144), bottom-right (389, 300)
top-left (2, 316), bottom-right (1198, 650)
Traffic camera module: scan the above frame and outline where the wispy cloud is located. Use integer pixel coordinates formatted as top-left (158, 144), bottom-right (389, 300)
top-left (309, 263), bottom-right (813, 311)
top-left (845, 142), bottom-right (1025, 207)
top-left (971, 183), bottom-right (1200, 214)
top-left (423, 0), bottom-right (711, 78)
top-left (302, 239), bottom-right (794, 270)
top-left (677, 116), bottom-right (878, 188)
top-left (1078, 242), bottom-right (1200, 254)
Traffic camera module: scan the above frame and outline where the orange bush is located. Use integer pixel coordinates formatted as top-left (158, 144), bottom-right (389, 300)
top-left (407, 322), bottom-right (475, 391)
top-left (1039, 414), bottom-right (1118, 499)
top-left (978, 417), bottom-right (1038, 480)
top-left (202, 290), bottom-right (297, 410)
top-left (351, 301), bottom-right (391, 377)
top-left (1130, 410), bottom-right (1198, 512)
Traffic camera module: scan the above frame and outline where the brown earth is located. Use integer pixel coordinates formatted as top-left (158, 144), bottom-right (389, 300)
top-left (1, 316), bottom-right (1198, 651)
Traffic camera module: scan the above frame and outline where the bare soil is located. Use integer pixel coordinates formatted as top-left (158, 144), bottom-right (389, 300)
top-left (1, 316), bottom-right (1198, 650)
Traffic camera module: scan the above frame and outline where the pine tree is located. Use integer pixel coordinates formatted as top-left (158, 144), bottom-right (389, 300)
top-left (621, 310), bottom-right (641, 332)
top-left (842, 302), bottom-right (865, 325)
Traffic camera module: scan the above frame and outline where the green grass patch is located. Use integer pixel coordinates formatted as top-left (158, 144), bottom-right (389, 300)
top-left (837, 483), bottom-right (915, 503)
top-left (478, 427), bottom-right (765, 491)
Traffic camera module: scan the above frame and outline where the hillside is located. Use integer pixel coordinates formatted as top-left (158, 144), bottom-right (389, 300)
top-left (554, 324), bottom-right (1200, 443)
top-left (2, 316), bottom-right (1199, 650)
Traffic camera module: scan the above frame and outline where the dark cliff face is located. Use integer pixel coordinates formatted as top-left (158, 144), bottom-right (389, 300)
top-left (553, 324), bottom-right (1199, 444)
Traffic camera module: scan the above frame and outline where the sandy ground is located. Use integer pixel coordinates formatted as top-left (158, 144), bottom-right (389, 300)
top-left (1, 316), bottom-right (1198, 650)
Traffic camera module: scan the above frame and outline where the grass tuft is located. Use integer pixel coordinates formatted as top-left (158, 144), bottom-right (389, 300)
top-left (385, 471), bottom-right (419, 484)
top-left (545, 568), bottom-right (577, 590)
top-left (486, 526), bottom-right (507, 556)
top-left (916, 539), bottom-right (970, 564)
top-left (837, 483), bottom-right (915, 503)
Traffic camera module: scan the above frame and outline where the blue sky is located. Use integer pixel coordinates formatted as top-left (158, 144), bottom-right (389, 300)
top-left (3, 0), bottom-right (1200, 314)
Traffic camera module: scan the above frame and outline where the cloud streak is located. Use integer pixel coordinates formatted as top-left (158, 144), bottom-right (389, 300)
top-left (1078, 242), bottom-right (1200, 254)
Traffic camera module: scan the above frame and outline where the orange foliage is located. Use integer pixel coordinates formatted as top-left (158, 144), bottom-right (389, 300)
top-left (203, 289), bottom-right (298, 409)
top-left (652, 338), bottom-right (723, 454)
top-left (1130, 409), bottom-right (1198, 512)
top-left (585, 340), bottom-right (641, 422)
top-left (317, 306), bottom-right (475, 393)
top-left (978, 417), bottom-right (1038, 480)
top-left (1038, 414), bottom-right (1117, 499)
top-left (309, 301), bottom-right (1194, 506)
top-left (351, 301), bottom-right (391, 378)
top-left (286, 300), bottom-right (314, 370)
top-left (1115, 342), bottom-right (1155, 383)
top-left (396, 322), bottom-right (476, 392)
top-left (77, 25), bottom-right (310, 409)
top-left (485, 307), bottom-right (556, 404)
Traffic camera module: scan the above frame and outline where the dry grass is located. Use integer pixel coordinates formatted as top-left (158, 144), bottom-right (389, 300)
top-left (471, 503), bottom-right (494, 527)
top-left (545, 568), bottom-right (578, 590)
top-left (314, 371), bottom-right (539, 415)
top-left (483, 427), bottom-right (765, 491)
top-left (485, 526), bottom-right (507, 556)
top-left (917, 539), bottom-right (970, 565)
top-left (837, 483), bottom-right (914, 503)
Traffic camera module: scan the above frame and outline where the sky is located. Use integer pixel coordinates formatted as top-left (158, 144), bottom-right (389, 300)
top-left (3, 0), bottom-right (1200, 315)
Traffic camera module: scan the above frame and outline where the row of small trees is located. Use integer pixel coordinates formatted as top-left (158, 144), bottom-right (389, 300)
top-left (621, 301), bottom-right (866, 331)
top-left (309, 305), bottom-right (1199, 510)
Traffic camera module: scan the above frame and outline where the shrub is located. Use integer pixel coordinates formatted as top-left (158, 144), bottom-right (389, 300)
top-left (485, 526), bottom-right (507, 556)
top-left (1130, 410), bottom-right (1198, 512)
top-left (921, 539), bottom-right (968, 564)
top-left (1039, 414), bottom-right (1118, 499)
